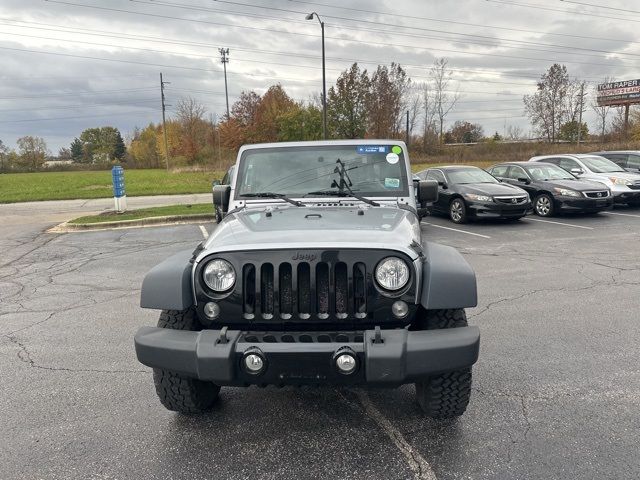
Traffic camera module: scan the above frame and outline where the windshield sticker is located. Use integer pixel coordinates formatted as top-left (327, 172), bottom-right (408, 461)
top-left (386, 153), bottom-right (399, 165)
top-left (385, 177), bottom-right (400, 188)
top-left (392, 145), bottom-right (402, 155)
top-left (357, 145), bottom-right (388, 154)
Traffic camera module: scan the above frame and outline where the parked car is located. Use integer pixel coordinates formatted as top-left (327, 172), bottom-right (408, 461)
top-left (214, 165), bottom-right (235, 223)
top-left (487, 162), bottom-right (612, 217)
top-left (416, 165), bottom-right (531, 223)
top-left (589, 150), bottom-right (640, 173)
top-left (135, 140), bottom-right (480, 419)
top-left (529, 154), bottom-right (640, 206)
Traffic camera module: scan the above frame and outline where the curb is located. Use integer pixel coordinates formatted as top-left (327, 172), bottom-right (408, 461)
top-left (48, 213), bottom-right (215, 233)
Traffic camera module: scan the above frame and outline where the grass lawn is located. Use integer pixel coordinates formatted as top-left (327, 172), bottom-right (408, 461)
top-left (0, 169), bottom-right (223, 203)
top-left (69, 203), bottom-right (213, 225)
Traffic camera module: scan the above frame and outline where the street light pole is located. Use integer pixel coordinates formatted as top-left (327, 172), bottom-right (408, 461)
top-left (306, 12), bottom-right (327, 140)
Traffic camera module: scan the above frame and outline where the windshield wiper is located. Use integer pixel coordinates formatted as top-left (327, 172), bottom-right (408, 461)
top-left (329, 159), bottom-right (380, 206)
top-left (304, 189), bottom-right (379, 207)
top-left (242, 192), bottom-right (303, 207)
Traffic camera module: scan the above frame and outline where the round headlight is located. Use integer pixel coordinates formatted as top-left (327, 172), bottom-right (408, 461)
top-left (375, 257), bottom-right (410, 291)
top-left (203, 259), bottom-right (236, 292)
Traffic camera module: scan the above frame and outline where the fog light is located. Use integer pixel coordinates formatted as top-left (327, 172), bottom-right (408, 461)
top-left (392, 300), bottom-right (409, 318)
top-left (336, 353), bottom-right (357, 374)
top-left (243, 351), bottom-right (265, 374)
top-left (203, 302), bottom-right (220, 319)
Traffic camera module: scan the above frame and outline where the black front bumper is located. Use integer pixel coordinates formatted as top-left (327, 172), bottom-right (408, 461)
top-left (134, 327), bottom-right (480, 386)
top-left (556, 196), bottom-right (613, 211)
top-left (467, 201), bottom-right (532, 218)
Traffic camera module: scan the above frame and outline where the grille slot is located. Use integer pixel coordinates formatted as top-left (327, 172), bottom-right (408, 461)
top-left (240, 260), bottom-right (373, 321)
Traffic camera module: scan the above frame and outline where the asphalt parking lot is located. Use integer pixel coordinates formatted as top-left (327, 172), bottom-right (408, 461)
top-left (2, 207), bottom-right (640, 480)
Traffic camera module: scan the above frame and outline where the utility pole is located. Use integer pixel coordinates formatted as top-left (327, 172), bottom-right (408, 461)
top-left (160, 72), bottom-right (170, 172)
top-left (405, 110), bottom-right (410, 148)
top-left (219, 48), bottom-right (230, 119)
top-left (577, 82), bottom-right (585, 146)
top-left (624, 104), bottom-right (630, 139)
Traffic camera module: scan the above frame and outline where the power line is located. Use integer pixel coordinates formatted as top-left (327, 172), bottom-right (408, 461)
top-left (485, 0), bottom-right (640, 23)
top-left (0, 98), bottom-right (158, 112)
top-left (0, 18), bottom-right (609, 82)
top-left (0, 109), bottom-right (162, 123)
top-left (560, 0), bottom-right (640, 15)
top-left (287, 0), bottom-right (640, 45)
top-left (38, 0), bottom-right (635, 67)
top-left (0, 87), bottom-right (157, 100)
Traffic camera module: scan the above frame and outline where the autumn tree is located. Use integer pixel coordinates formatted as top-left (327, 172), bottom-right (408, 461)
top-left (175, 97), bottom-right (208, 162)
top-left (78, 126), bottom-right (126, 162)
top-left (277, 103), bottom-right (323, 141)
top-left (16, 136), bottom-right (48, 171)
top-left (559, 121), bottom-right (588, 143)
top-left (429, 58), bottom-right (460, 143)
top-left (0, 139), bottom-right (9, 172)
top-left (523, 64), bottom-right (582, 142)
top-left (129, 123), bottom-right (161, 168)
top-left (444, 121), bottom-right (484, 144)
top-left (252, 85), bottom-right (296, 142)
top-left (327, 63), bottom-right (371, 138)
top-left (367, 63), bottom-right (410, 138)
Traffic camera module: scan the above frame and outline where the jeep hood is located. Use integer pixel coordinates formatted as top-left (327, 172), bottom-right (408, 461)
top-left (198, 206), bottom-right (422, 260)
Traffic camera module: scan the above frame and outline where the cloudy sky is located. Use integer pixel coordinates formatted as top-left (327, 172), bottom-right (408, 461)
top-left (1, 0), bottom-right (639, 152)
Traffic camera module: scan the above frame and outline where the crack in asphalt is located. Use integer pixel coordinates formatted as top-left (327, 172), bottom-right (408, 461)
top-left (5, 335), bottom-right (147, 374)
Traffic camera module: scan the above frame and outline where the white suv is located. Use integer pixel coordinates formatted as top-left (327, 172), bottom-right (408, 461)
top-left (529, 154), bottom-right (640, 206)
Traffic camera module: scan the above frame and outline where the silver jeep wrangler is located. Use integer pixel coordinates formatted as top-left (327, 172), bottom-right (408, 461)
top-left (134, 140), bottom-right (480, 418)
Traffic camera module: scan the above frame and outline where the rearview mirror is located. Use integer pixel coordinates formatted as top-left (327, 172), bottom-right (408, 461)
top-left (417, 180), bottom-right (438, 204)
top-left (213, 184), bottom-right (231, 214)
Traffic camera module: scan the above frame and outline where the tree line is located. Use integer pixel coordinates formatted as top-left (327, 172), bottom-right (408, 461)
top-left (1, 60), bottom-right (638, 173)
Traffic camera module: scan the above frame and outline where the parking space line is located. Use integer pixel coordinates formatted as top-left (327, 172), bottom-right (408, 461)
top-left (603, 211), bottom-right (640, 219)
top-left (424, 222), bottom-right (491, 239)
top-left (199, 225), bottom-right (209, 239)
top-left (525, 218), bottom-right (593, 230)
top-left (355, 390), bottom-right (437, 480)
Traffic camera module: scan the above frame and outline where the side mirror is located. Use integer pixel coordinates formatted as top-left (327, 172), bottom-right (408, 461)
top-left (438, 181), bottom-right (448, 189)
top-left (213, 184), bottom-right (231, 214)
top-left (570, 168), bottom-right (583, 175)
top-left (417, 180), bottom-right (439, 204)
top-left (517, 177), bottom-right (531, 185)
top-left (212, 180), bottom-right (221, 186)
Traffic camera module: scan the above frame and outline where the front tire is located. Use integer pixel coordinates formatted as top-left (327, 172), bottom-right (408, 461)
top-left (414, 309), bottom-right (473, 419)
top-left (152, 309), bottom-right (220, 414)
top-left (449, 198), bottom-right (468, 224)
top-left (534, 193), bottom-right (554, 217)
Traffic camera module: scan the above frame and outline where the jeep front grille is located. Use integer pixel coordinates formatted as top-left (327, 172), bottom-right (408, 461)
top-left (241, 261), bottom-right (368, 321)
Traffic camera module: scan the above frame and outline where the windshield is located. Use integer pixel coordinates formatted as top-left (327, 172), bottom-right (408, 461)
top-left (525, 164), bottom-right (574, 181)
top-left (580, 156), bottom-right (626, 173)
top-left (236, 144), bottom-right (409, 198)
top-left (446, 168), bottom-right (499, 184)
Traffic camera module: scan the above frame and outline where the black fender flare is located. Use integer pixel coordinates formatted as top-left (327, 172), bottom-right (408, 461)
top-left (140, 249), bottom-right (194, 310)
top-left (420, 241), bottom-right (477, 310)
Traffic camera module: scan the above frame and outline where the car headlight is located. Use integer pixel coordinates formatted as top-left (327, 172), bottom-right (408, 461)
top-left (609, 177), bottom-right (632, 186)
top-left (553, 187), bottom-right (581, 197)
top-left (375, 257), bottom-right (410, 291)
top-left (203, 259), bottom-right (236, 292)
top-left (464, 193), bottom-right (492, 202)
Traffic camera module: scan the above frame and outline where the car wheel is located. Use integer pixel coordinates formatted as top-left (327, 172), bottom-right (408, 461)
top-left (449, 198), bottom-right (467, 224)
top-left (152, 309), bottom-right (220, 414)
top-left (534, 194), bottom-right (554, 217)
top-left (414, 309), bottom-right (473, 419)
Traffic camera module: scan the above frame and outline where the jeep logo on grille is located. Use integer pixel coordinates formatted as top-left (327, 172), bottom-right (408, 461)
top-left (292, 252), bottom-right (317, 262)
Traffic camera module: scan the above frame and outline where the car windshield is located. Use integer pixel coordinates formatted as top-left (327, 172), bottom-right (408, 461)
top-left (446, 168), bottom-right (499, 184)
top-left (525, 164), bottom-right (574, 181)
top-left (236, 144), bottom-right (409, 197)
top-left (580, 156), bottom-right (626, 173)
